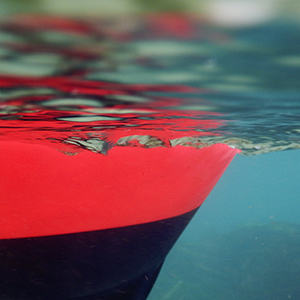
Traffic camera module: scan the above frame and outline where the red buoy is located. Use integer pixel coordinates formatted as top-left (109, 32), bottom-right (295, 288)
top-left (0, 141), bottom-right (238, 299)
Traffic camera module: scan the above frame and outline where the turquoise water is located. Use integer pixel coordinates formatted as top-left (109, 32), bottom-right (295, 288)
top-left (149, 150), bottom-right (300, 299)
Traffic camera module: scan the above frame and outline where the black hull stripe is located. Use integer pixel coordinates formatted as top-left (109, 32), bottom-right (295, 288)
top-left (0, 208), bottom-right (198, 300)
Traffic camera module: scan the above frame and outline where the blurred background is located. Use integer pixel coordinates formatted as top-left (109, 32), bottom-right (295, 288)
top-left (0, 0), bottom-right (299, 25)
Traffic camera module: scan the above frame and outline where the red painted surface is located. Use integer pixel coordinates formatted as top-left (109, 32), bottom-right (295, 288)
top-left (0, 142), bottom-right (238, 239)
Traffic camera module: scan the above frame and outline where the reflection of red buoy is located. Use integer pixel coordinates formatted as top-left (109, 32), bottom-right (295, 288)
top-left (0, 142), bottom-right (238, 299)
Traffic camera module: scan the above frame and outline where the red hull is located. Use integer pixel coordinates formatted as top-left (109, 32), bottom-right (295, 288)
top-left (0, 143), bottom-right (237, 239)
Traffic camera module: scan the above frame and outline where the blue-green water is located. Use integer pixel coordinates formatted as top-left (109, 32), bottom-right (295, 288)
top-left (149, 149), bottom-right (300, 299)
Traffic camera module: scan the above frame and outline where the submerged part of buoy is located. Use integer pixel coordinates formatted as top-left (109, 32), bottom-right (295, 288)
top-left (0, 142), bottom-right (238, 299)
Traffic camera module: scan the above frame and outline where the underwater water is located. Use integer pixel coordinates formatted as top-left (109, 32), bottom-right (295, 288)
top-left (0, 12), bottom-right (300, 300)
top-left (148, 150), bottom-right (300, 300)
